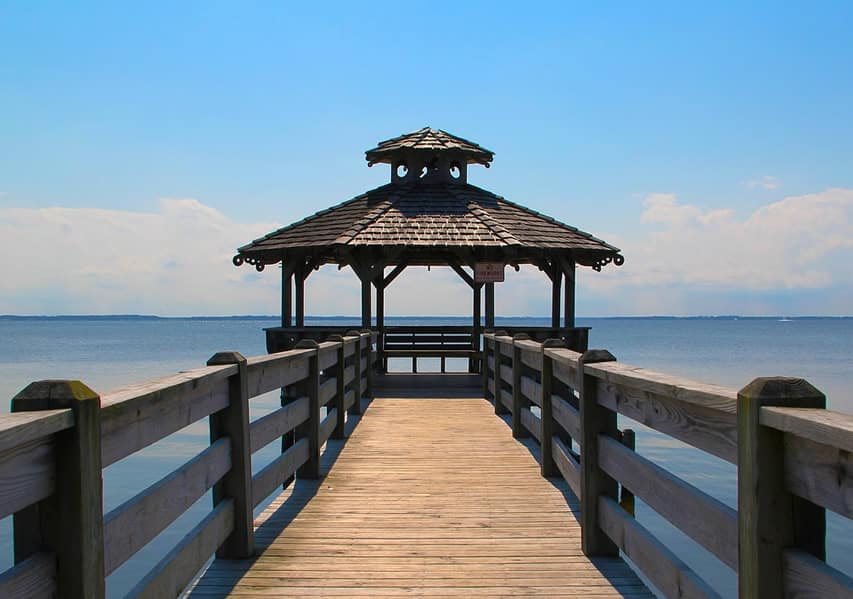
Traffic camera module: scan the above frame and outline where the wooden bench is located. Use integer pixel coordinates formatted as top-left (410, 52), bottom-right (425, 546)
top-left (381, 326), bottom-right (480, 372)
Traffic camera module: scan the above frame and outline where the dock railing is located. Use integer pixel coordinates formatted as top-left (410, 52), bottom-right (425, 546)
top-left (483, 331), bottom-right (853, 599)
top-left (0, 331), bottom-right (376, 599)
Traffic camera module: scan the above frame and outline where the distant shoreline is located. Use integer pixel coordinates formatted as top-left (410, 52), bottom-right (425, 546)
top-left (1, 314), bottom-right (851, 321)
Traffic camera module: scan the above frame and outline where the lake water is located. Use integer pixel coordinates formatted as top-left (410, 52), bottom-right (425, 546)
top-left (0, 315), bottom-right (850, 597)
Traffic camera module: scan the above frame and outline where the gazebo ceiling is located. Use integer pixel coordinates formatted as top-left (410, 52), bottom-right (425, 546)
top-left (233, 127), bottom-right (624, 273)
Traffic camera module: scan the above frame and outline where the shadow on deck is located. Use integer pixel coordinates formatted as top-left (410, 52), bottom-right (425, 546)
top-left (187, 376), bottom-right (652, 598)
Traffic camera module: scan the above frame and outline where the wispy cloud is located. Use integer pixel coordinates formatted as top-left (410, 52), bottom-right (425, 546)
top-left (742, 176), bottom-right (779, 190)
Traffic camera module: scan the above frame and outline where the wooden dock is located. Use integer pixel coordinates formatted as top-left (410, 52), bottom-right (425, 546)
top-left (190, 391), bottom-right (652, 597)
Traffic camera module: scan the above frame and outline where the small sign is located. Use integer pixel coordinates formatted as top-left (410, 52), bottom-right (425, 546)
top-left (474, 262), bottom-right (505, 283)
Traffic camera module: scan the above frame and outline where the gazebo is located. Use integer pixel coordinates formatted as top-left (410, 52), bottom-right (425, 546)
top-left (232, 127), bottom-right (623, 368)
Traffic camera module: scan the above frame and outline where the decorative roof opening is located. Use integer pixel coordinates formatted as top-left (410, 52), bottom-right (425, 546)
top-left (366, 127), bottom-right (494, 185)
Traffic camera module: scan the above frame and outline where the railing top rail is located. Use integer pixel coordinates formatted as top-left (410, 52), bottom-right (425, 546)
top-left (100, 363), bottom-right (237, 410)
top-left (761, 406), bottom-right (853, 452)
top-left (0, 408), bottom-right (74, 453)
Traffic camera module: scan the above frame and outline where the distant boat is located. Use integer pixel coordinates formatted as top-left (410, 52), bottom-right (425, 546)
top-left (779, 317), bottom-right (793, 322)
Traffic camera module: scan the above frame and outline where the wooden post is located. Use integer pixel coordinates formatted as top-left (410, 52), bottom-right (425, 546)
top-left (578, 349), bottom-right (619, 556)
top-left (494, 332), bottom-right (511, 415)
top-left (485, 282), bottom-right (495, 328)
top-left (361, 273), bottom-right (372, 329)
top-left (482, 334), bottom-right (492, 401)
top-left (376, 278), bottom-right (385, 371)
top-left (619, 429), bottom-right (636, 516)
top-left (564, 260), bottom-right (575, 329)
top-left (737, 377), bottom-right (826, 599)
top-left (294, 340), bottom-right (321, 478)
top-left (511, 334), bottom-right (530, 439)
top-left (295, 265), bottom-right (306, 327)
top-left (12, 380), bottom-right (105, 599)
top-left (551, 268), bottom-right (562, 329)
top-left (540, 339), bottom-right (564, 477)
top-left (362, 329), bottom-right (374, 401)
top-left (206, 352), bottom-right (254, 558)
top-left (328, 336), bottom-right (347, 439)
top-left (347, 330), bottom-right (363, 415)
top-left (281, 264), bottom-right (293, 327)
top-left (472, 284), bottom-right (482, 373)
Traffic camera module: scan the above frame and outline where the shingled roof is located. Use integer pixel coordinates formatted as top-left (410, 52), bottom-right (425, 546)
top-left (233, 128), bottom-right (623, 273)
top-left (366, 128), bottom-right (494, 167)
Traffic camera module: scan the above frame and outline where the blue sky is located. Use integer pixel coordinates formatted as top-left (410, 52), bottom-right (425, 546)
top-left (2, 2), bottom-right (852, 316)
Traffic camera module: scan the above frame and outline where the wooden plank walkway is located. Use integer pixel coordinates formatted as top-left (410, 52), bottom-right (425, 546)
top-left (189, 389), bottom-right (653, 598)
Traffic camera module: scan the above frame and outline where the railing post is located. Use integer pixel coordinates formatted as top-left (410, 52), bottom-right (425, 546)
top-left (207, 352), bottom-right (254, 558)
top-left (619, 429), bottom-right (636, 516)
top-left (328, 335), bottom-right (347, 439)
top-left (578, 349), bottom-right (619, 557)
top-left (737, 377), bottom-right (825, 599)
top-left (295, 339), bottom-right (321, 478)
top-left (494, 331), bottom-right (511, 415)
top-left (540, 339), bottom-right (564, 478)
top-left (11, 380), bottom-right (105, 599)
top-left (347, 330), bottom-right (363, 415)
top-left (482, 332), bottom-right (493, 401)
top-left (362, 329), bottom-right (374, 402)
top-left (511, 333), bottom-right (531, 439)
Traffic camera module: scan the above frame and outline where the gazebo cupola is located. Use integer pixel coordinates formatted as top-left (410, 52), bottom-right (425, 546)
top-left (233, 127), bottom-right (624, 358)
top-left (366, 127), bottom-right (493, 185)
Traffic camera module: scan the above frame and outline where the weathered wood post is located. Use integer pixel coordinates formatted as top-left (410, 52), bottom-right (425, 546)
top-left (511, 334), bottom-right (531, 439)
top-left (481, 332), bottom-right (493, 401)
top-left (737, 377), bottom-right (826, 599)
top-left (294, 340), bottom-right (321, 478)
top-left (539, 339), bottom-right (564, 478)
top-left (347, 330), bottom-right (363, 415)
top-left (11, 380), bottom-right (105, 599)
top-left (326, 335), bottom-right (347, 439)
top-left (578, 349), bottom-right (619, 557)
top-left (493, 331), bottom-right (511, 415)
top-left (206, 352), bottom-right (254, 558)
top-left (362, 329), bottom-right (374, 401)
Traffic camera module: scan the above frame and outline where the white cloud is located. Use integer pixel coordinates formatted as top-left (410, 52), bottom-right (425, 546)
top-left (581, 188), bottom-right (853, 314)
top-left (742, 176), bottom-right (779, 190)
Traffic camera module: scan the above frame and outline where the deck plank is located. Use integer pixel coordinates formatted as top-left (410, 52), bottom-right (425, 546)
top-left (188, 392), bottom-right (652, 598)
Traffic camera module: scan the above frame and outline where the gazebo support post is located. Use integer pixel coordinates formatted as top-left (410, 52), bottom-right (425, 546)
top-left (281, 262), bottom-right (293, 327)
top-left (485, 282), bottom-right (495, 329)
top-left (562, 259), bottom-right (576, 328)
top-left (295, 264), bottom-right (306, 327)
top-left (472, 283), bottom-right (482, 373)
top-left (375, 274), bottom-right (385, 371)
top-left (551, 265), bottom-right (562, 329)
top-left (360, 274), bottom-right (371, 329)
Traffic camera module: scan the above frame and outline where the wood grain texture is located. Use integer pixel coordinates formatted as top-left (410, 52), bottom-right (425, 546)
top-left (190, 396), bottom-right (651, 598)
top-left (597, 435), bottom-right (738, 570)
top-left (520, 407), bottom-right (542, 442)
top-left (0, 552), bottom-right (55, 598)
top-left (520, 375), bottom-right (542, 407)
top-left (598, 497), bottom-right (720, 599)
top-left (783, 549), bottom-right (853, 599)
top-left (553, 394), bottom-right (581, 441)
top-left (0, 409), bottom-right (73, 454)
top-left (100, 367), bottom-right (233, 467)
top-left (762, 407), bottom-right (853, 453)
top-left (251, 439), bottom-right (310, 509)
top-left (319, 409), bottom-right (337, 447)
top-left (784, 433), bottom-right (852, 518)
top-left (553, 436), bottom-right (581, 498)
top-left (249, 397), bottom-right (310, 454)
top-left (245, 350), bottom-right (311, 398)
top-left (0, 437), bottom-right (54, 520)
top-left (131, 499), bottom-right (234, 599)
top-left (103, 438), bottom-right (231, 575)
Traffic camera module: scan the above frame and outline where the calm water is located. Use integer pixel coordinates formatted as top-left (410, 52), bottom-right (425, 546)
top-left (0, 316), bottom-right (850, 597)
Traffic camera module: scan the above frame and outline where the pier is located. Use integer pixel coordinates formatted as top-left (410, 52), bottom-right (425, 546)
top-left (0, 330), bottom-right (851, 598)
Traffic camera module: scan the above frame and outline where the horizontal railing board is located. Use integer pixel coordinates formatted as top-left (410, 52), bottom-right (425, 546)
top-left (499, 365), bottom-right (513, 387)
top-left (552, 437), bottom-right (580, 498)
top-left (318, 377), bottom-right (337, 408)
top-left (598, 496), bottom-right (721, 599)
top-left (100, 366), bottom-right (233, 467)
top-left (499, 389), bottom-right (513, 412)
top-left (520, 408), bottom-right (542, 442)
top-left (544, 347), bottom-right (582, 389)
top-left (246, 350), bottom-right (312, 397)
top-left (360, 356), bottom-right (367, 373)
top-left (487, 378), bottom-right (496, 398)
top-left (0, 552), bottom-right (56, 598)
top-left (343, 389), bottom-right (356, 411)
top-left (762, 407), bottom-right (853, 454)
top-left (249, 397), bottom-right (310, 454)
top-left (783, 549), bottom-right (853, 599)
top-left (499, 342), bottom-right (514, 358)
top-left (518, 345), bottom-right (543, 372)
top-left (598, 435), bottom-right (738, 570)
top-left (343, 365), bottom-right (356, 387)
top-left (251, 439), bottom-right (310, 508)
top-left (487, 356), bottom-right (496, 373)
top-left (0, 437), bottom-right (55, 520)
top-left (520, 376), bottom-right (542, 407)
top-left (319, 409), bottom-right (338, 446)
top-left (130, 498), bottom-right (234, 599)
top-left (342, 339), bottom-right (357, 358)
top-left (552, 395), bottom-right (581, 441)
top-left (318, 343), bottom-right (339, 371)
top-left (596, 381), bottom-right (738, 464)
top-left (784, 434), bottom-right (853, 518)
top-left (103, 438), bottom-right (232, 575)
top-left (0, 409), bottom-right (73, 454)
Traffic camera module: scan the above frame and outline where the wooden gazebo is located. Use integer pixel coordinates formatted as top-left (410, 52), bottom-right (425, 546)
top-left (233, 127), bottom-right (623, 367)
